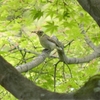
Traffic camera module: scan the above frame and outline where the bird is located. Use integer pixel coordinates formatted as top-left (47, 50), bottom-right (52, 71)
top-left (32, 30), bottom-right (63, 51)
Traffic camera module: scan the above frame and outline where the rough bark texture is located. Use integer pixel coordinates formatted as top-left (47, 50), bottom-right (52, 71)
top-left (77, 0), bottom-right (100, 26)
top-left (0, 56), bottom-right (74, 100)
top-left (0, 56), bottom-right (100, 100)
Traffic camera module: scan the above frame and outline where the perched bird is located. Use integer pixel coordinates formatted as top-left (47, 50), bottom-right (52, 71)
top-left (32, 30), bottom-right (63, 51)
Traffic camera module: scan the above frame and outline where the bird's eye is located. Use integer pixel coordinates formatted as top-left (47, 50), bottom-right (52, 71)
top-left (40, 31), bottom-right (43, 33)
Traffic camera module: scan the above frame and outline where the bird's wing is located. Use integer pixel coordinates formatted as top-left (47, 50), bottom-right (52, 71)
top-left (47, 37), bottom-right (60, 47)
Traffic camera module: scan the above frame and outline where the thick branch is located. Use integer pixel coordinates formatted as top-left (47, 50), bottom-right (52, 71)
top-left (58, 48), bottom-right (100, 64)
top-left (0, 56), bottom-right (74, 100)
top-left (77, 0), bottom-right (100, 26)
top-left (0, 56), bottom-right (100, 100)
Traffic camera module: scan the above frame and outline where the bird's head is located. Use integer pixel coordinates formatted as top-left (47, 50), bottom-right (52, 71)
top-left (32, 30), bottom-right (44, 37)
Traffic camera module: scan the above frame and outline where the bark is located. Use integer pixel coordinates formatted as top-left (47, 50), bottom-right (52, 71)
top-left (77, 0), bottom-right (100, 26)
top-left (0, 55), bottom-right (100, 100)
top-left (0, 56), bottom-right (73, 100)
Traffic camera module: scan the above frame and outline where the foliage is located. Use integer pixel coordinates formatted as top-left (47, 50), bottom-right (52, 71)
top-left (0, 0), bottom-right (100, 99)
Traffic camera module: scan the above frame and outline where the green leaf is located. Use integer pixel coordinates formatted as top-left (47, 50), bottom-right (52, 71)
top-left (30, 8), bottom-right (43, 20)
top-left (44, 21), bottom-right (58, 33)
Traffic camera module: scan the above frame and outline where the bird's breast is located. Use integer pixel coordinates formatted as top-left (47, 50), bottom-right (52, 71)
top-left (39, 37), bottom-right (56, 50)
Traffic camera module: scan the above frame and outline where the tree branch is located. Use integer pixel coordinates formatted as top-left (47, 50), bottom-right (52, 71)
top-left (0, 55), bottom-right (100, 100)
top-left (16, 34), bottom-right (100, 72)
top-left (0, 56), bottom-right (74, 100)
top-left (16, 49), bottom-right (51, 72)
top-left (77, 0), bottom-right (100, 26)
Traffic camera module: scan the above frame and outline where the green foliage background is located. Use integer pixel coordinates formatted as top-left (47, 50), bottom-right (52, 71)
top-left (0, 0), bottom-right (100, 99)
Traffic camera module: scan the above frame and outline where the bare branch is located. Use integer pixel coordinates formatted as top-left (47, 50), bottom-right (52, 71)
top-left (16, 50), bottom-right (51, 72)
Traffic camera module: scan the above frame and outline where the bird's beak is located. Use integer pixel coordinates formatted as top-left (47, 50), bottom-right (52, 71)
top-left (31, 31), bottom-right (37, 33)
